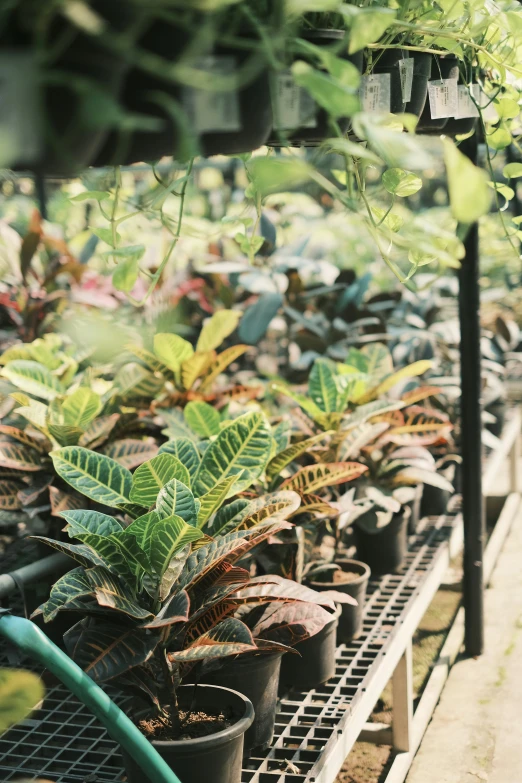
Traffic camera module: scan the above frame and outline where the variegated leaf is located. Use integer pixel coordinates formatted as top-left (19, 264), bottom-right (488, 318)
top-left (338, 421), bottom-right (390, 460)
top-left (158, 545), bottom-right (191, 601)
top-left (114, 362), bottom-right (164, 400)
top-left (160, 408), bottom-right (198, 440)
top-left (143, 589), bottom-right (190, 628)
top-left (159, 438), bottom-right (201, 480)
top-left (2, 360), bottom-right (64, 400)
top-left (156, 479), bottom-right (197, 525)
top-left (127, 344), bottom-right (170, 374)
top-left (0, 425), bottom-right (45, 453)
top-left (281, 462), bottom-right (368, 494)
top-left (196, 310), bottom-right (242, 353)
top-left (0, 480), bottom-right (23, 509)
top-left (342, 400), bottom-right (405, 431)
top-left (33, 567), bottom-right (95, 621)
top-left (51, 446), bottom-right (132, 506)
top-left (252, 600), bottom-right (332, 647)
top-left (130, 454), bottom-right (190, 507)
top-left (197, 475), bottom-right (240, 528)
top-left (61, 388), bottom-right (102, 428)
top-left (272, 419), bottom-right (291, 453)
top-left (363, 360), bottom-right (433, 401)
top-left (266, 432), bottom-right (330, 482)
top-left (153, 334), bottom-right (194, 373)
top-left (194, 412), bottom-right (272, 497)
top-left (32, 537), bottom-right (113, 570)
top-left (209, 490), bottom-right (301, 537)
top-left (150, 515), bottom-right (204, 577)
top-left (48, 424), bottom-right (83, 446)
top-left (184, 401), bottom-right (220, 438)
top-left (103, 438), bottom-right (159, 470)
top-left (86, 567), bottom-right (153, 619)
top-left (79, 413), bottom-right (120, 449)
top-left (309, 358), bottom-right (340, 413)
top-left (11, 394), bottom-right (50, 436)
top-left (291, 493), bottom-right (337, 517)
top-left (181, 352), bottom-right (215, 390)
top-left (61, 509), bottom-right (123, 538)
top-left (0, 442), bottom-right (42, 472)
top-left (124, 511), bottom-right (160, 551)
top-left (49, 486), bottom-right (84, 517)
top-left (68, 622), bottom-right (159, 683)
top-left (401, 386), bottom-right (442, 405)
top-left (205, 498), bottom-right (250, 538)
top-left (168, 618), bottom-right (256, 662)
top-left (198, 345), bottom-right (248, 392)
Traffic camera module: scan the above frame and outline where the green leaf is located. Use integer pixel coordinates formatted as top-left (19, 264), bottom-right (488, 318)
top-left (150, 515), bottom-right (204, 578)
top-left (487, 127), bottom-right (512, 151)
top-left (488, 181), bottom-right (515, 201)
top-left (61, 509), bottom-right (123, 538)
top-left (161, 408), bottom-right (199, 440)
top-left (324, 137), bottom-right (383, 164)
top-left (70, 190), bottom-right (110, 202)
top-left (112, 256), bottom-right (139, 293)
top-left (33, 536), bottom-right (116, 571)
top-left (239, 293), bottom-right (283, 345)
top-left (281, 462), bottom-right (368, 494)
top-left (291, 61), bottom-right (359, 118)
top-left (382, 168), bottom-right (422, 197)
top-left (11, 395), bottom-right (49, 436)
top-left (0, 669), bottom-right (45, 732)
top-left (196, 310), bottom-right (242, 352)
top-left (194, 412), bottom-right (272, 497)
top-left (209, 490), bottom-right (302, 536)
top-left (156, 478), bottom-right (197, 525)
top-left (159, 438), bottom-right (201, 480)
top-left (372, 360), bottom-right (433, 398)
top-left (309, 358), bottom-right (340, 413)
top-left (345, 7), bottom-right (396, 53)
top-left (443, 137), bottom-right (490, 224)
top-left (48, 423), bottom-right (84, 446)
top-left (51, 446), bottom-right (132, 507)
top-left (153, 334), bottom-right (194, 373)
top-left (198, 345), bottom-right (248, 393)
top-left (180, 352), bottom-right (215, 390)
top-left (143, 588), bottom-right (190, 628)
top-left (124, 511), bottom-right (160, 551)
top-left (91, 227), bottom-right (119, 246)
top-left (61, 388), bottom-right (102, 428)
top-left (75, 532), bottom-right (137, 577)
top-left (266, 433), bottom-right (330, 482)
top-left (2, 360), bottom-right (64, 400)
top-left (342, 400), bottom-right (404, 431)
top-left (184, 401), bottom-right (221, 438)
top-left (495, 97), bottom-right (520, 120)
top-left (272, 420), bottom-right (291, 454)
top-left (197, 474), bottom-right (240, 527)
top-left (246, 156), bottom-right (313, 197)
top-left (130, 454), bottom-right (190, 507)
top-left (503, 162), bottom-right (522, 179)
top-left (114, 363), bottom-right (164, 400)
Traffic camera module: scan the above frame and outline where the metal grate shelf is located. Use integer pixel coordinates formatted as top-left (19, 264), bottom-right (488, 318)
top-left (0, 514), bottom-right (457, 783)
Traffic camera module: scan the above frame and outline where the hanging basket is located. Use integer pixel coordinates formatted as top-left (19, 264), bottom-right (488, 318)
top-left (94, 21), bottom-right (272, 166)
top-left (267, 30), bottom-right (363, 147)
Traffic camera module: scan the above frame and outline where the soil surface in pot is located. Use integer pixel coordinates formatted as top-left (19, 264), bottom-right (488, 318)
top-left (331, 570), bottom-right (360, 585)
top-left (139, 707), bottom-right (237, 741)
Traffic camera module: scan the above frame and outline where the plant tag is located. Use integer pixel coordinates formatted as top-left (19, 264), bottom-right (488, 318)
top-left (360, 73), bottom-right (391, 113)
top-left (427, 78), bottom-right (458, 119)
top-left (183, 56), bottom-right (241, 134)
top-left (273, 72), bottom-right (317, 130)
top-left (479, 87), bottom-right (499, 123)
top-left (0, 52), bottom-right (42, 167)
top-left (455, 84), bottom-right (480, 119)
top-left (399, 57), bottom-right (414, 103)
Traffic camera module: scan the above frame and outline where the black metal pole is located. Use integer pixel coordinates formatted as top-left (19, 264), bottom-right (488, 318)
top-left (458, 133), bottom-right (485, 657)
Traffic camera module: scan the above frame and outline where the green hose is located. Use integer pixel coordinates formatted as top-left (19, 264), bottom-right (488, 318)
top-left (0, 613), bottom-right (181, 783)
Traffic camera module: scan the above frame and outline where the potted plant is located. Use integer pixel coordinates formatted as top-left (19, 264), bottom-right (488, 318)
top-left (32, 449), bottom-right (342, 779)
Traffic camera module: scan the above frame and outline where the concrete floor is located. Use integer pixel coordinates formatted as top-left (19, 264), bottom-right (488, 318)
top-left (406, 505), bottom-right (522, 783)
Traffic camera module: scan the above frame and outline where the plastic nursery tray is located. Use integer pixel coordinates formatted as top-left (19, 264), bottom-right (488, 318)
top-left (0, 514), bottom-right (457, 783)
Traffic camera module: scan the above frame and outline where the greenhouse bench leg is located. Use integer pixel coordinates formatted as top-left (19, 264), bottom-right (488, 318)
top-left (358, 640), bottom-right (413, 751)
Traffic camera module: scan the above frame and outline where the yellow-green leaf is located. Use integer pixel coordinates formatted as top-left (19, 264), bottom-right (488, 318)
top-left (196, 310), bottom-right (242, 353)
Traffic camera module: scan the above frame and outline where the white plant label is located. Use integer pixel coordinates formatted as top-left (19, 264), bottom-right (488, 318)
top-left (455, 84), bottom-right (480, 119)
top-left (273, 72), bottom-right (317, 130)
top-left (183, 56), bottom-right (241, 134)
top-left (360, 73), bottom-right (391, 113)
top-left (0, 53), bottom-right (41, 166)
top-left (399, 58), bottom-right (414, 103)
top-left (427, 78), bottom-right (458, 119)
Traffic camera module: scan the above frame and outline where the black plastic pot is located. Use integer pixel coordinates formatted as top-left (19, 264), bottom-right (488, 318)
top-left (309, 560), bottom-right (370, 642)
top-left (366, 49), bottom-right (407, 114)
top-left (408, 484), bottom-right (424, 535)
top-left (200, 652), bottom-right (283, 755)
top-left (279, 606), bottom-right (340, 691)
top-left (417, 55), bottom-right (459, 135)
top-left (95, 23), bottom-right (272, 165)
top-left (420, 483), bottom-right (452, 517)
top-left (123, 684), bottom-right (254, 783)
top-left (404, 52), bottom-right (432, 117)
top-left (267, 31), bottom-right (363, 146)
top-left (486, 399), bottom-right (507, 437)
top-left (9, 1), bottom-right (132, 176)
top-left (355, 508), bottom-right (410, 575)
